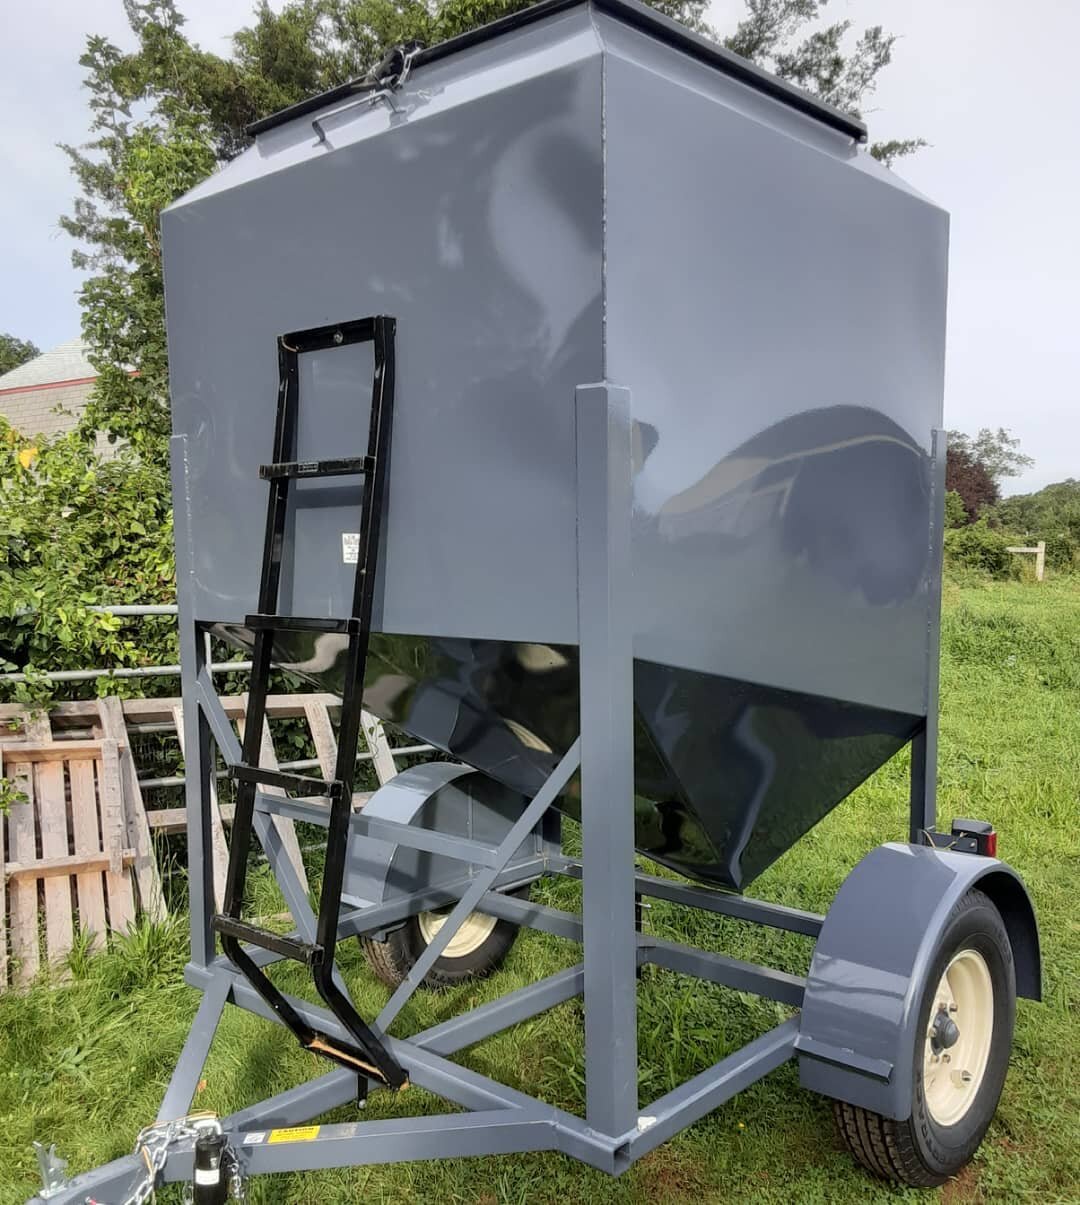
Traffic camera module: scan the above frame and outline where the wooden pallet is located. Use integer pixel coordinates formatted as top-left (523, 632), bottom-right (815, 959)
top-left (1, 734), bottom-right (136, 986)
top-left (0, 694), bottom-right (407, 983)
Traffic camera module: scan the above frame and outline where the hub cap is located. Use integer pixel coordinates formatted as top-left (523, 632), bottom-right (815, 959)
top-left (923, 948), bottom-right (994, 1126)
top-left (417, 908), bottom-right (498, 958)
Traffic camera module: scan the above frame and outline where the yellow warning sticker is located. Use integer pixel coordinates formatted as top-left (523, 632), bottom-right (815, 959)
top-left (267, 1125), bottom-right (321, 1144)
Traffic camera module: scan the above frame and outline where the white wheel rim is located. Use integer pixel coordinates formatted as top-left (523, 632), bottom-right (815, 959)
top-left (923, 948), bottom-right (994, 1127)
top-left (417, 908), bottom-right (498, 958)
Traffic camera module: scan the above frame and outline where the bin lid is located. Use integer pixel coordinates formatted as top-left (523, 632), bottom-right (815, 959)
top-left (247, 0), bottom-right (868, 144)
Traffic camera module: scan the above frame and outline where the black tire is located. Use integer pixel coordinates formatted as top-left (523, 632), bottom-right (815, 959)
top-left (834, 888), bottom-right (1016, 1188)
top-left (362, 886), bottom-right (529, 990)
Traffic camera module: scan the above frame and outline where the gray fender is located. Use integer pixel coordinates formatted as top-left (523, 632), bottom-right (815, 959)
top-left (796, 842), bottom-right (1040, 1120)
top-left (343, 761), bottom-right (543, 914)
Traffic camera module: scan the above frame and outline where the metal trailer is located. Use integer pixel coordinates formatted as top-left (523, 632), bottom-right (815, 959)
top-left (31, 0), bottom-right (1040, 1199)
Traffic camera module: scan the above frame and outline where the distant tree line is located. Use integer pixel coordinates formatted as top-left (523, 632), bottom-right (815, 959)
top-left (945, 427), bottom-right (1032, 524)
top-left (944, 428), bottom-right (1079, 577)
top-left (0, 334), bottom-right (39, 377)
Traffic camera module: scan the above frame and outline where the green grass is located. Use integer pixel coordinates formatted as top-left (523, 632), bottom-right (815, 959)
top-left (2, 578), bottom-right (1078, 1203)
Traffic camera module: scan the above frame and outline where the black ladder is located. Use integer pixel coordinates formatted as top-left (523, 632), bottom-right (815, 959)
top-left (212, 316), bottom-right (406, 1090)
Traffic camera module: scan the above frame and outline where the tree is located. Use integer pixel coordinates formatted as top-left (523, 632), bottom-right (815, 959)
top-left (721, 0), bottom-right (924, 165)
top-left (991, 479), bottom-right (1080, 570)
top-left (60, 10), bottom-right (217, 460)
top-left (944, 489), bottom-right (967, 530)
top-left (995, 479), bottom-right (1080, 538)
top-left (946, 445), bottom-right (999, 523)
top-left (948, 427), bottom-right (1033, 486)
top-left (0, 334), bottom-right (39, 377)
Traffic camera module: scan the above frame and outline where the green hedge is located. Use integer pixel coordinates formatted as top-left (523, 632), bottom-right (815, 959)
top-left (943, 520), bottom-right (1014, 578)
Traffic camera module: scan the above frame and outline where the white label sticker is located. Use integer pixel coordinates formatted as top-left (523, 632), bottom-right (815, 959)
top-left (243, 1132), bottom-right (267, 1145)
top-left (342, 532), bottom-right (360, 564)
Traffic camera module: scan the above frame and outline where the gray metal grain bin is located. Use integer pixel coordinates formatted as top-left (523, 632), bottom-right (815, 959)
top-left (162, 0), bottom-right (948, 891)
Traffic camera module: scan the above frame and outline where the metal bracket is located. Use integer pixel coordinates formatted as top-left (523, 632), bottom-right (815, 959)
top-left (32, 1143), bottom-right (69, 1199)
top-left (312, 42), bottom-right (424, 142)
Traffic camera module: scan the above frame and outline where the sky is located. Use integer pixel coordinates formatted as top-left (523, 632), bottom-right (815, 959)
top-left (1, 0), bottom-right (1077, 494)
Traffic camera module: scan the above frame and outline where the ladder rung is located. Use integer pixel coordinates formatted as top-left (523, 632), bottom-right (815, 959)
top-left (259, 456), bottom-right (373, 480)
top-left (231, 765), bottom-right (342, 798)
top-left (245, 614), bottom-right (360, 635)
top-left (213, 915), bottom-right (323, 965)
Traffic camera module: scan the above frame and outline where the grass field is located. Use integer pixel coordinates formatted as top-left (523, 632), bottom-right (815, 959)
top-left (2, 578), bottom-right (1078, 1204)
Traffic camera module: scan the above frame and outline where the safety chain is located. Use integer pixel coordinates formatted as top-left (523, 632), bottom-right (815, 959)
top-left (99, 1114), bottom-right (245, 1205)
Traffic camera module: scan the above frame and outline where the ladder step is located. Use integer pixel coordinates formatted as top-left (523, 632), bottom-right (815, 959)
top-left (231, 764), bottom-right (343, 798)
top-left (245, 613), bottom-right (360, 635)
top-left (213, 915), bottom-right (323, 965)
top-left (260, 455), bottom-right (374, 480)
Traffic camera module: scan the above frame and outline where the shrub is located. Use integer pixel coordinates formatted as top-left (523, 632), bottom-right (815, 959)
top-left (0, 419), bottom-right (176, 705)
top-left (944, 519), bottom-right (1013, 578)
top-left (1039, 532), bottom-right (1077, 572)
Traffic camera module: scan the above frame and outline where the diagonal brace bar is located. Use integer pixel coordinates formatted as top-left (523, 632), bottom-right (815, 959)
top-left (156, 972), bottom-right (231, 1122)
top-left (195, 668), bottom-right (243, 765)
top-left (376, 739), bottom-right (582, 1031)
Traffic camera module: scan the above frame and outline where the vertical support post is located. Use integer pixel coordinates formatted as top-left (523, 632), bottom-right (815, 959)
top-left (172, 434), bottom-right (215, 970)
top-left (574, 382), bottom-right (637, 1138)
top-left (1035, 540), bottom-right (1046, 582)
top-left (910, 427), bottom-right (945, 843)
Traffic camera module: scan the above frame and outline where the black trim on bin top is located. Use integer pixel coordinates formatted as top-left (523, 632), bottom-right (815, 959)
top-left (246, 0), bottom-right (868, 143)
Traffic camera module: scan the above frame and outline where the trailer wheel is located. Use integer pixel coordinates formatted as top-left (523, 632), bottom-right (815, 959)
top-left (362, 888), bottom-right (528, 989)
top-left (834, 888), bottom-right (1015, 1187)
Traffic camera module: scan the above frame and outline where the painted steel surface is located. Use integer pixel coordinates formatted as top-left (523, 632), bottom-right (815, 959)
top-left (164, 0), bottom-right (948, 889)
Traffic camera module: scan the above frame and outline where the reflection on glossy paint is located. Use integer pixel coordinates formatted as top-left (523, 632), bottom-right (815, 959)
top-left (214, 621), bottom-right (918, 892)
top-left (636, 404), bottom-right (930, 606)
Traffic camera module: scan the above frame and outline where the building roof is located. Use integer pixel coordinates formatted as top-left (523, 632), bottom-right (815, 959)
top-left (0, 337), bottom-right (96, 393)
